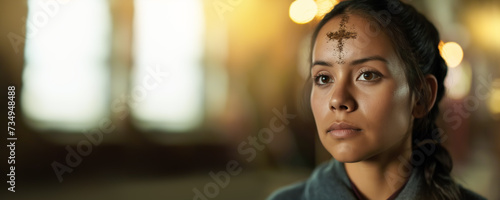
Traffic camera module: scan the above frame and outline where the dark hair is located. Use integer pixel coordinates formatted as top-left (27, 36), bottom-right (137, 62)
top-left (310, 0), bottom-right (459, 199)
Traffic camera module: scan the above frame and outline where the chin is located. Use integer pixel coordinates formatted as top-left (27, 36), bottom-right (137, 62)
top-left (329, 150), bottom-right (366, 163)
top-left (324, 142), bottom-right (367, 163)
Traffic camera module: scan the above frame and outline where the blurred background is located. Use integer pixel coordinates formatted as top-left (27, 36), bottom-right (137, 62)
top-left (0, 0), bottom-right (499, 199)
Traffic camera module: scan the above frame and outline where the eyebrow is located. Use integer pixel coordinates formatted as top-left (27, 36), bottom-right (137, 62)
top-left (312, 56), bottom-right (388, 67)
top-left (312, 60), bottom-right (332, 67)
top-left (350, 56), bottom-right (388, 66)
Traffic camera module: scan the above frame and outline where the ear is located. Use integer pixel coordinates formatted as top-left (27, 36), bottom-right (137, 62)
top-left (412, 75), bottom-right (438, 118)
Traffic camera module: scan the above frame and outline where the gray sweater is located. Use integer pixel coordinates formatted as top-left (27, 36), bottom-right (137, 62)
top-left (267, 159), bottom-right (486, 200)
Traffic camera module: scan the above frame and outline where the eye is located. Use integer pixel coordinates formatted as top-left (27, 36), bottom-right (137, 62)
top-left (357, 71), bottom-right (381, 81)
top-left (314, 74), bottom-right (333, 85)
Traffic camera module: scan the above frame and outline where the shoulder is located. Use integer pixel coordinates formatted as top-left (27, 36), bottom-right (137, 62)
top-left (459, 186), bottom-right (487, 200)
top-left (266, 181), bottom-right (306, 200)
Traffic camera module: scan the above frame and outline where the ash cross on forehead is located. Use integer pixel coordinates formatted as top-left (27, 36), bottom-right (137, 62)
top-left (326, 15), bottom-right (357, 64)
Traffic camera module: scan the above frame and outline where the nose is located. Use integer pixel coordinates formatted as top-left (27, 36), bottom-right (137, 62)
top-left (329, 82), bottom-right (357, 112)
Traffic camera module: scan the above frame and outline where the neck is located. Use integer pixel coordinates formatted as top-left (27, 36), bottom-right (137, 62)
top-left (344, 137), bottom-right (413, 200)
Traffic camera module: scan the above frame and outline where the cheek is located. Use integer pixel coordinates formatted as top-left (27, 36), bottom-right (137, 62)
top-left (360, 83), bottom-right (412, 141)
top-left (311, 89), bottom-right (325, 121)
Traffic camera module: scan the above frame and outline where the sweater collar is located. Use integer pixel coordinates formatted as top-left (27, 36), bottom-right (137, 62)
top-left (302, 159), bottom-right (424, 200)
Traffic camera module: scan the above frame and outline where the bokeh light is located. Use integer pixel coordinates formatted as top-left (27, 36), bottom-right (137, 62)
top-left (289, 0), bottom-right (318, 24)
top-left (466, 4), bottom-right (500, 51)
top-left (440, 41), bottom-right (464, 68)
top-left (316, 0), bottom-right (338, 18)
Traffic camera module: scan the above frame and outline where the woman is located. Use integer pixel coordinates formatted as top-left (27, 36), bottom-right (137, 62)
top-left (268, 0), bottom-right (485, 199)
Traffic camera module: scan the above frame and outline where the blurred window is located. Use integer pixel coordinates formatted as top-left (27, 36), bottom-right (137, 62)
top-left (131, 0), bottom-right (205, 132)
top-left (22, 0), bottom-right (111, 131)
top-left (22, 0), bottom-right (206, 133)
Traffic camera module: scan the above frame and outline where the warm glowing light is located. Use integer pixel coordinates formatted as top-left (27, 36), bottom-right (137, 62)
top-left (466, 5), bottom-right (500, 51)
top-left (440, 41), bottom-right (464, 68)
top-left (438, 40), bottom-right (445, 52)
top-left (444, 61), bottom-right (472, 100)
top-left (289, 0), bottom-right (318, 24)
top-left (316, 0), bottom-right (338, 18)
top-left (489, 79), bottom-right (500, 115)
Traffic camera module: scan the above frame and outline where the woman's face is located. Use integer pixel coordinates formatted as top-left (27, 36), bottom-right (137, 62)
top-left (311, 14), bottom-right (415, 162)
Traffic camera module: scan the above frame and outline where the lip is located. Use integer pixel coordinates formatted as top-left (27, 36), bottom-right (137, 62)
top-left (326, 122), bottom-right (362, 139)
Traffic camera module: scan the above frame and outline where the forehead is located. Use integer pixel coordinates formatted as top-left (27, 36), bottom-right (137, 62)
top-left (313, 14), bottom-right (397, 63)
